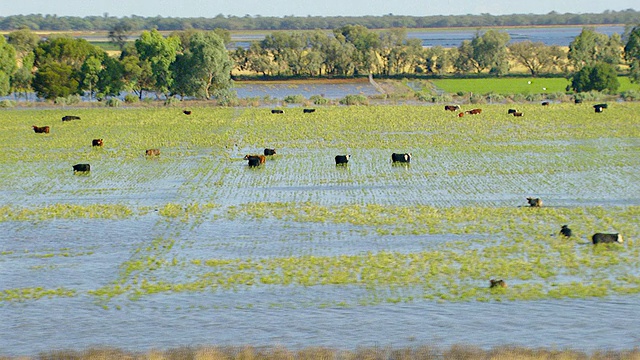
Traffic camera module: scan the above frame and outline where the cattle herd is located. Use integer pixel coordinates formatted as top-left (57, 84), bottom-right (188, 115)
top-left (32, 106), bottom-right (624, 271)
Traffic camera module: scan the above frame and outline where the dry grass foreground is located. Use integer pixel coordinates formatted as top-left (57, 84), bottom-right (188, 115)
top-left (3, 345), bottom-right (640, 360)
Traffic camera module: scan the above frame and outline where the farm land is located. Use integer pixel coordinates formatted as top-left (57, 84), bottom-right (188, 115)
top-left (0, 101), bottom-right (639, 357)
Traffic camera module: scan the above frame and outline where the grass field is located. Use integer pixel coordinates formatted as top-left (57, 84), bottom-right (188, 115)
top-left (430, 77), bottom-right (640, 95)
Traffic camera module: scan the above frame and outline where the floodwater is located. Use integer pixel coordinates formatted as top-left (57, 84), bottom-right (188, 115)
top-left (1, 138), bottom-right (639, 355)
top-left (229, 25), bottom-right (625, 49)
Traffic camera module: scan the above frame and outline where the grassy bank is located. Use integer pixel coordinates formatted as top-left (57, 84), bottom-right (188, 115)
top-left (3, 344), bottom-right (640, 360)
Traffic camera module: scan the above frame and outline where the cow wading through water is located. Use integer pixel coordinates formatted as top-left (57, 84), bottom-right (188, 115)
top-left (335, 155), bottom-right (350, 165)
top-left (145, 149), bottom-right (160, 156)
top-left (244, 154), bottom-right (266, 167)
top-left (392, 153), bottom-right (411, 163)
top-left (264, 148), bottom-right (277, 156)
top-left (73, 164), bottom-right (90, 173)
top-left (92, 139), bottom-right (103, 147)
top-left (526, 197), bottom-right (543, 207)
top-left (592, 233), bottom-right (623, 245)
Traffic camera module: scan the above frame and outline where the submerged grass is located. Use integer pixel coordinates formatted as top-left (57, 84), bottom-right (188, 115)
top-left (0, 104), bottom-right (638, 307)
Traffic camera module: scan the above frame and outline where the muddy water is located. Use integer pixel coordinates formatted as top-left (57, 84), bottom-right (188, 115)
top-left (1, 141), bottom-right (639, 356)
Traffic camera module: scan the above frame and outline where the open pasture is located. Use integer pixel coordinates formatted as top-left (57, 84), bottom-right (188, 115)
top-left (1, 103), bottom-right (639, 354)
top-left (430, 77), bottom-right (640, 95)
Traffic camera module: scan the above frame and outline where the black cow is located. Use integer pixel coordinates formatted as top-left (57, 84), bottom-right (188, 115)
top-left (271, 109), bottom-right (284, 114)
top-left (541, 101), bottom-right (550, 106)
top-left (264, 148), bottom-right (277, 156)
top-left (445, 105), bottom-right (460, 111)
top-left (335, 154), bottom-right (350, 165)
top-left (391, 153), bottom-right (411, 163)
top-left (594, 103), bottom-right (608, 109)
top-left (592, 233), bottom-right (623, 245)
top-left (303, 108), bottom-right (316, 113)
top-left (183, 110), bottom-right (192, 115)
top-left (92, 139), bottom-right (103, 147)
top-left (72, 164), bottom-right (90, 172)
top-left (244, 154), bottom-right (265, 167)
top-left (594, 106), bottom-right (604, 113)
top-left (526, 197), bottom-right (543, 207)
top-left (62, 115), bottom-right (81, 121)
top-left (574, 98), bottom-right (583, 104)
top-left (560, 225), bottom-right (573, 238)
top-left (507, 109), bottom-right (517, 114)
top-left (489, 279), bottom-right (507, 288)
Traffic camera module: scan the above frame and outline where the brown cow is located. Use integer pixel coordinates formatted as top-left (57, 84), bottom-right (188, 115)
top-left (465, 108), bottom-right (482, 115)
top-left (458, 112), bottom-right (464, 117)
top-left (444, 105), bottom-right (460, 111)
top-left (145, 149), bottom-right (160, 156)
top-left (513, 112), bottom-right (523, 117)
top-left (32, 125), bottom-right (50, 134)
top-left (92, 139), bottom-right (104, 147)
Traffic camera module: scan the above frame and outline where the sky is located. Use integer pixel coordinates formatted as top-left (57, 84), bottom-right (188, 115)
top-left (0, 0), bottom-right (637, 18)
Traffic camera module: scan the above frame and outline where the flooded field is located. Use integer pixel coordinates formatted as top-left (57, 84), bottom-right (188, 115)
top-left (1, 103), bottom-right (639, 356)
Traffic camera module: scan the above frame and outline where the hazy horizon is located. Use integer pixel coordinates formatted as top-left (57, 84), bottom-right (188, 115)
top-left (0, 0), bottom-right (637, 18)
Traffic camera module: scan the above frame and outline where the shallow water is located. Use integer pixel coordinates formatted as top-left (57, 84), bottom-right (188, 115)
top-left (1, 110), bottom-right (639, 356)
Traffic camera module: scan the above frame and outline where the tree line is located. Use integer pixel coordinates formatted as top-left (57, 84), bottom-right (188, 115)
top-left (0, 9), bottom-right (638, 32)
top-left (1, 25), bottom-right (640, 102)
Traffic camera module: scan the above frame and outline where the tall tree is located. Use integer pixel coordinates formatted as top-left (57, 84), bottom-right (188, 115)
top-left (454, 30), bottom-right (510, 74)
top-left (624, 25), bottom-right (640, 83)
top-left (80, 56), bottom-right (101, 100)
top-left (334, 25), bottom-right (380, 75)
top-left (135, 29), bottom-right (181, 97)
top-left (6, 27), bottom-right (40, 61)
top-left (0, 35), bottom-right (17, 96)
top-left (508, 41), bottom-right (566, 76)
top-left (108, 20), bottom-right (133, 51)
top-left (568, 27), bottom-right (622, 70)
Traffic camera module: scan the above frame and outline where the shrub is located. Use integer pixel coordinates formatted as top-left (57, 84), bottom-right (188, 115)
top-left (525, 93), bottom-right (544, 102)
top-left (0, 99), bottom-right (16, 108)
top-left (485, 93), bottom-right (505, 103)
top-left (621, 89), bottom-right (640, 101)
top-left (339, 94), bottom-right (369, 105)
top-left (106, 98), bottom-right (121, 107)
top-left (469, 93), bottom-right (486, 104)
top-left (164, 97), bottom-right (180, 106)
top-left (511, 93), bottom-right (526, 103)
top-left (124, 94), bottom-right (139, 104)
top-left (54, 95), bottom-right (81, 105)
top-left (283, 94), bottom-right (306, 104)
top-left (429, 93), bottom-right (453, 103)
top-left (571, 62), bottom-right (620, 93)
top-left (310, 95), bottom-right (329, 105)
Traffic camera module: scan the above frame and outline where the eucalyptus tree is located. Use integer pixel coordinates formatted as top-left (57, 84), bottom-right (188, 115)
top-left (568, 27), bottom-right (623, 70)
top-left (170, 31), bottom-right (233, 100)
top-left (454, 30), bottom-right (510, 74)
top-left (334, 24), bottom-right (380, 75)
top-left (0, 35), bottom-right (17, 96)
top-left (624, 25), bottom-right (640, 83)
top-left (508, 41), bottom-right (566, 76)
top-left (134, 29), bottom-right (181, 97)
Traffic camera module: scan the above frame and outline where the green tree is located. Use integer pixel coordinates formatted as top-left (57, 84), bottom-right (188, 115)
top-left (571, 62), bottom-right (620, 93)
top-left (11, 52), bottom-right (35, 98)
top-left (454, 30), bottom-right (510, 74)
top-left (120, 45), bottom-right (154, 99)
top-left (171, 31), bottom-right (233, 100)
top-left (6, 27), bottom-right (40, 61)
top-left (33, 62), bottom-right (79, 99)
top-left (108, 20), bottom-right (133, 51)
top-left (624, 25), bottom-right (640, 83)
top-left (135, 29), bottom-right (181, 97)
top-left (80, 56), bottom-right (101, 99)
top-left (96, 55), bottom-right (125, 98)
top-left (0, 35), bottom-right (17, 96)
top-left (334, 25), bottom-right (380, 75)
top-left (568, 27), bottom-right (622, 70)
top-left (508, 41), bottom-right (566, 76)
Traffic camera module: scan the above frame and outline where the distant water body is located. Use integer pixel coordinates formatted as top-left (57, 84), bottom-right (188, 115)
top-left (230, 25), bottom-right (625, 49)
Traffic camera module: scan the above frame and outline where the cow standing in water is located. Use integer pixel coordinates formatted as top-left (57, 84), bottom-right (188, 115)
top-left (92, 139), bottom-right (104, 147)
top-left (73, 164), bottom-right (90, 173)
top-left (264, 148), bottom-right (277, 156)
top-left (392, 153), bottom-right (411, 163)
top-left (244, 154), bottom-right (266, 167)
top-left (592, 233), bottom-right (623, 245)
top-left (146, 149), bottom-right (160, 156)
top-left (526, 197), bottom-right (543, 207)
top-left (335, 155), bottom-right (350, 165)
top-left (560, 225), bottom-right (573, 238)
